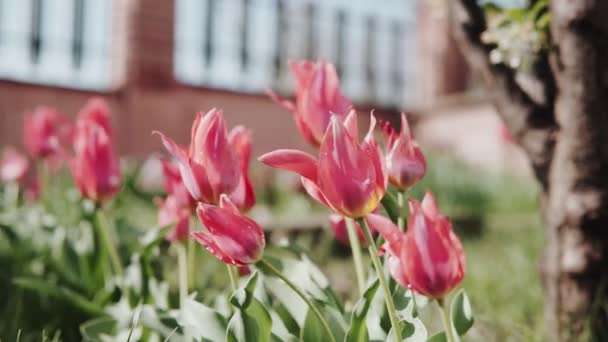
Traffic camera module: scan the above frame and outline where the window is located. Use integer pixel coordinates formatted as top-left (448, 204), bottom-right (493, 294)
top-left (0, 0), bottom-right (114, 90)
top-left (174, 0), bottom-right (417, 108)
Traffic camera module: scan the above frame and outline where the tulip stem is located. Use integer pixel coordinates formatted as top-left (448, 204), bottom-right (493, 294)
top-left (176, 242), bottom-right (188, 308)
top-left (438, 298), bottom-right (456, 342)
top-left (187, 236), bottom-right (196, 290)
top-left (345, 217), bottom-right (366, 295)
top-left (176, 242), bottom-right (192, 342)
top-left (357, 217), bottom-right (402, 342)
top-left (94, 210), bottom-right (127, 298)
top-left (226, 265), bottom-right (239, 292)
top-left (258, 258), bottom-right (337, 342)
top-left (397, 191), bottom-right (405, 231)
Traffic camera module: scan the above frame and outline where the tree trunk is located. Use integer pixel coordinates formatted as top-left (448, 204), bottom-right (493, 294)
top-left (450, 0), bottom-right (608, 340)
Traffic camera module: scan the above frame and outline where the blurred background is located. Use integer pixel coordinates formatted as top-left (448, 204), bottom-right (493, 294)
top-left (0, 0), bottom-right (545, 340)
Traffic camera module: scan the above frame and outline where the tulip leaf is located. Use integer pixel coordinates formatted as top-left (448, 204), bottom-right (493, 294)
top-left (387, 295), bottom-right (428, 342)
top-left (13, 277), bottom-right (105, 316)
top-left (180, 298), bottom-right (227, 341)
top-left (300, 304), bottom-right (347, 342)
top-left (345, 279), bottom-right (380, 342)
top-left (427, 332), bottom-right (447, 342)
top-left (451, 289), bottom-right (474, 336)
top-left (381, 191), bottom-right (400, 224)
top-left (80, 316), bottom-right (117, 341)
top-left (227, 272), bottom-right (273, 342)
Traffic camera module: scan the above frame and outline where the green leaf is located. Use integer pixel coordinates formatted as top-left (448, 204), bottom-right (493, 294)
top-left (180, 298), bottom-right (227, 341)
top-left (13, 277), bottom-right (105, 316)
top-left (300, 308), bottom-right (326, 342)
top-left (388, 295), bottom-right (427, 341)
top-left (427, 332), bottom-right (447, 342)
top-left (227, 272), bottom-right (273, 342)
top-left (381, 191), bottom-right (400, 224)
top-left (80, 317), bottom-right (117, 341)
top-left (345, 279), bottom-right (380, 342)
top-left (451, 289), bottom-right (474, 336)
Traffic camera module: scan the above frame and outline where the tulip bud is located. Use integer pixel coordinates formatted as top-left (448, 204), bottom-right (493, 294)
top-left (259, 111), bottom-right (386, 218)
top-left (155, 109), bottom-right (241, 205)
top-left (369, 191), bottom-right (465, 299)
top-left (157, 195), bottom-right (190, 242)
top-left (23, 107), bottom-right (72, 159)
top-left (0, 147), bottom-right (29, 183)
top-left (70, 121), bottom-right (121, 203)
top-left (404, 191), bottom-right (465, 298)
top-left (77, 97), bottom-right (113, 138)
top-left (267, 59), bottom-right (352, 147)
top-left (381, 113), bottom-right (426, 191)
top-left (192, 195), bottom-right (265, 266)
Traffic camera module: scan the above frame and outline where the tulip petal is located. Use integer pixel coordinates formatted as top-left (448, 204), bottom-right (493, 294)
top-left (421, 190), bottom-right (440, 219)
top-left (343, 110), bottom-right (359, 141)
top-left (154, 131), bottom-right (202, 200)
top-left (362, 113), bottom-right (387, 192)
top-left (300, 176), bottom-right (332, 209)
top-left (219, 194), bottom-right (241, 215)
top-left (196, 203), bottom-right (265, 265)
top-left (258, 149), bottom-right (318, 181)
top-left (266, 89), bottom-right (296, 113)
top-left (191, 231), bottom-right (238, 265)
top-left (365, 213), bottom-right (403, 255)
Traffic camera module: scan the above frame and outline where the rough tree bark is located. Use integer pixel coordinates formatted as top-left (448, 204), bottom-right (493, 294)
top-left (450, 0), bottom-right (608, 340)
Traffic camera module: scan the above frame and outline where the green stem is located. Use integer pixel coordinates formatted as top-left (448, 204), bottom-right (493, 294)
top-left (258, 258), bottom-right (337, 342)
top-left (177, 242), bottom-right (192, 342)
top-left (226, 265), bottom-right (239, 292)
top-left (397, 191), bottom-right (405, 231)
top-left (345, 217), bottom-right (366, 295)
top-left (357, 218), bottom-right (402, 342)
top-left (176, 243), bottom-right (188, 307)
top-left (37, 160), bottom-right (48, 207)
top-left (187, 236), bottom-right (196, 290)
top-left (438, 298), bottom-right (456, 342)
top-left (94, 210), bottom-right (126, 296)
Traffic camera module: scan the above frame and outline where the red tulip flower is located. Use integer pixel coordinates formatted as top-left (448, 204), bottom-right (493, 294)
top-left (267, 59), bottom-right (352, 147)
top-left (227, 126), bottom-right (256, 212)
top-left (161, 160), bottom-right (196, 210)
top-left (381, 113), bottom-right (426, 191)
top-left (77, 97), bottom-right (113, 138)
top-left (70, 120), bottom-right (121, 203)
top-left (157, 195), bottom-right (190, 242)
top-left (259, 110), bottom-right (386, 218)
top-left (0, 147), bottom-right (29, 183)
top-left (192, 195), bottom-right (265, 266)
top-left (155, 109), bottom-right (241, 205)
top-left (23, 107), bottom-right (72, 159)
top-left (370, 191), bottom-right (465, 299)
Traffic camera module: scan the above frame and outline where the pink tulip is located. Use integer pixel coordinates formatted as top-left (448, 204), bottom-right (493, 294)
top-left (370, 191), bottom-right (465, 299)
top-left (156, 195), bottom-right (190, 242)
top-left (227, 126), bottom-right (256, 212)
top-left (381, 113), bottom-right (426, 191)
top-left (192, 195), bottom-right (265, 266)
top-left (0, 147), bottom-right (29, 183)
top-left (23, 107), bottom-right (72, 159)
top-left (77, 97), bottom-right (113, 138)
top-left (70, 120), bottom-right (121, 203)
top-left (155, 109), bottom-right (241, 205)
top-left (259, 110), bottom-right (386, 218)
top-left (161, 160), bottom-right (195, 210)
top-left (267, 59), bottom-right (352, 147)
